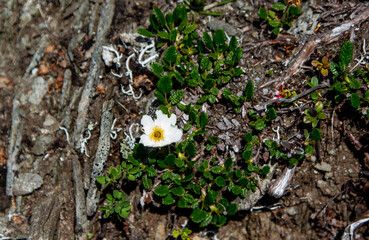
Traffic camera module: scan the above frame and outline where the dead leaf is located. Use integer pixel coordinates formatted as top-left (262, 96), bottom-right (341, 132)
top-left (133, 74), bottom-right (153, 91)
top-left (38, 64), bottom-right (50, 75)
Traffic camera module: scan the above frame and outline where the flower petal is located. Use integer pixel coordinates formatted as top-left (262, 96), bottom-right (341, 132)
top-left (155, 110), bottom-right (167, 121)
top-left (141, 115), bottom-right (154, 134)
top-left (168, 113), bottom-right (177, 126)
top-left (140, 134), bottom-right (152, 147)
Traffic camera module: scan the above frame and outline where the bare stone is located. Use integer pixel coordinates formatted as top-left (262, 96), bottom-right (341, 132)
top-left (216, 122), bottom-right (227, 131)
top-left (13, 173), bottom-right (43, 195)
top-left (207, 19), bottom-right (237, 36)
top-left (317, 180), bottom-right (334, 196)
top-left (31, 135), bottom-right (55, 155)
top-left (314, 162), bottom-right (332, 172)
top-left (231, 119), bottom-right (241, 127)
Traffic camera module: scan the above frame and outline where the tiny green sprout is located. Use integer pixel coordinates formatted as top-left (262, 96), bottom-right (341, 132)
top-left (311, 56), bottom-right (330, 77)
top-left (266, 70), bottom-right (274, 77)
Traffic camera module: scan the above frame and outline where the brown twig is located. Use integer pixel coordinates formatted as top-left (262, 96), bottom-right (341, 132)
top-left (259, 4), bottom-right (369, 89)
top-left (256, 82), bottom-right (330, 109)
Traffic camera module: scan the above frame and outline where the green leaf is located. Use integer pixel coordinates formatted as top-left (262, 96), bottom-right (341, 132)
top-left (269, 20), bottom-right (281, 28)
top-left (173, 5), bottom-right (186, 22)
top-left (210, 87), bottom-right (219, 96)
top-left (261, 165), bottom-right (270, 175)
top-left (222, 88), bottom-right (232, 99)
top-left (272, 2), bottom-right (286, 11)
top-left (199, 213), bottom-right (212, 227)
top-left (215, 176), bottom-right (226, 187)
top-left (226, 203), bottom-right (238, 216)
top-left (146, 166), bottom-right (157, 177)
top-left (229, 36), bottom-right (238, 51)
top-left (164, 45), bottom-right (178, 64)
top-left (199, 112), bottom-right (208, 128)
top-left (184, 193), bottom-right (195, 203)
top-left (113, 190), bottom-right (124, 200)
top-left (171, 186), bottom-right (185, 196)
top-left (213, 29), bottom-right (226, 46)
top-left (311, 128), bottom-right (322, 141)
top-left (224, 157), bottom-right (233, 170)
top-left (310, 76), bottom-right (319, 87)
top-left (213, 214), bottom-right (227, 226)
top-left (157, 75), bottom-right (172, 94)
top-left (211, 166), bottom-right (222, 174)
top-left (350, 93), bottom-right (361, 108)
top-left (165, 13), bottom-right (173, 28)
top-left (200, 57), bottom-right (210, 71)
top-left (178, 198), bottom-right (187, 208)
top-left (365, 91), bottom-right (369, 102)
top-left (349, 77), bottom-right (361, 90)
top-left (266, 108), bottom-right (277, 120)
top-left (232, 67), bottom-right (243, 77)
top-left (203, 32), bottom-right (214, 49)
top-left (339, 40), bottom-right (353, 66)
top-left (153, 7), bottom-right (165, 27)
top-left (315, 100), bottom-right (324, 112)
top-left (151, 62), bottom-right (164, 77)
top-left (191, 208), bottom-right (207, 223)
top-left (234, 47), bottom-right (243, 64)
top-left (254, 118), bottom-right (266, 131)
top-left (133, 143), bottom-right (147, 161)
top-left (150, 14), bottom-right (159, 30)
top-left (272, 27), bottom-right (280, 36)
top-left (157, 31), bottom-right (169, 40)
top-left (185, 141), bottom-right (196, 158)
top-left (142, 175), bottom-right (152, 190)
top-left (96, 176), bottom-right (106, 184)
top-left (244, 81), bottom-right (254, 100)
top-left (330, 61), bottom-right (339, 76)
top-left (137, 28), bottom-right (154, 37)
top-left (155, 185), bottom-right (170, 197)
top-left (164, 154), bottom-right (176, 167)
top-left (290, 158), bottom-right (299, 165)
top-left (169, 29), bottom-right (177, 42)
top-left (242, 150), bottom-right (252, 161)
top-left (162, 194), bottom-right (175, 205)
top-left (182, 24), bottom-right (197, 34)
top-left (258, 7), bottom-right (268, 19)
top-left (170, 90), bottom-right (184, 104)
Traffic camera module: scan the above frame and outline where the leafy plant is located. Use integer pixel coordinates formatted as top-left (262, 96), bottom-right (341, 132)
top-left (99, 190), bottom-right (131, 220)
top-left (311, 56), bottom-right (330, 77)
top-left (258, 0), bottom-right (302, 35)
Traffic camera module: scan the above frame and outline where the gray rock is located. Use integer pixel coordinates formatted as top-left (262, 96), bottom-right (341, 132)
top-left (314, 162), bottom-right (332, 172)
top-left (13, 173), bottom-right (43, 195)
top-left (43, 114), bottom-right (59, 133)
top-left (207, 19), bottom-right (237, 36)
top-left (317, 180), bottom-right (334, 196)
top-left (287, 3), bottom-right (320, 36)
top-left (223, 117), bottom-right (233, 129)
top-left (235, 0), bottom-right (244, 9)
top-left (231, 119), bottom-right (241, 127)
top-left (216, 122), bottom-right (227, 131)
top-left (32, 135), bottom-right (55, 155)
top-left (287, 207), bottom-right (297, 216)
top-left (28, 76), bottom-right (48, 105)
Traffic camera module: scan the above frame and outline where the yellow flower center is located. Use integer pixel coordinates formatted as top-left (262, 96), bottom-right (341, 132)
top-left (150, 126), bottom-right (165, 142)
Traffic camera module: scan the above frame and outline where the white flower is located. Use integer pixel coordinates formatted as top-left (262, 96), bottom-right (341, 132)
top-left (140, 110), bottom-right (183, 147)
